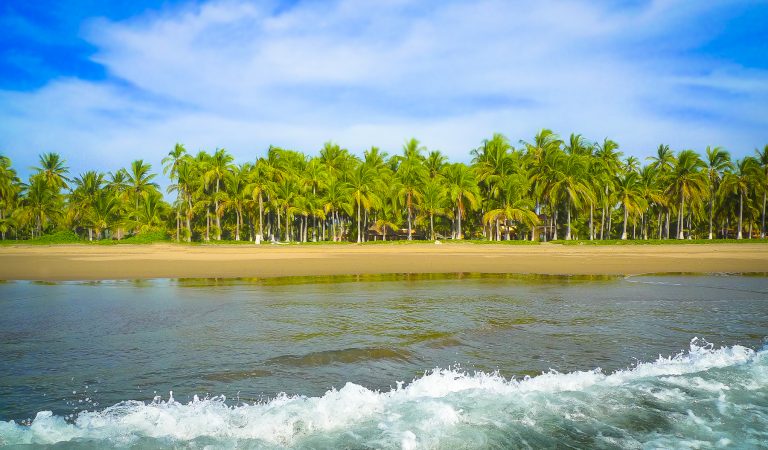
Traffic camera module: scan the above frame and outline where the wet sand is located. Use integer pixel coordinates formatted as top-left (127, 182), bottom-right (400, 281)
top-left (0, 243), bottom-right (767, 281)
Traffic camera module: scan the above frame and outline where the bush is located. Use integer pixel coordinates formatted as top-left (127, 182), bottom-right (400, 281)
top-left (30, 230), bottom-right (82, 244)
top-left (121, 230), bottom-right (169, 244)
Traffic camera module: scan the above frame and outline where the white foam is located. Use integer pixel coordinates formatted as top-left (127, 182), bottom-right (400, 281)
top-left (0, 338), bottom-right (764, 448)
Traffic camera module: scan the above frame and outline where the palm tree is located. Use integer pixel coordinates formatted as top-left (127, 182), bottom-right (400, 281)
top-left (549, 152), bottom-right (593, 240)
top-left (323, 178), bottom-right (352, 242)
top-left (721, 157), bottom-right (758, 239)
top-left (220, 164), bottom-right (249, 241)
top-left (22, 176), bottom-right (61, 237)
top-left (0, 156), bottom-right (21, 239)
top-left (425, 151), bottom-right (447, 180)
top-left (246, 159), bottom-right (274, 242)
top-left (33, 152), bottom-right (70, 191)
top-left (348, 164), bottom-right (378, 243)
top-left (396, 139), bottom-right (427, 240)
top-left (594, 139), bottom-right (623, 239)
top-left (204, 148), bottom-right (234, 240)
top-left (133, 190), bottom-right (167, 233)
top-left (704, 146), bottom-right (732, 239)
top-left (162, 143), bottom-right (188, 241)
top-left (523, 129), bottom-right (564, 240)
top-left (90, 190), bottom-right (118, 240)
top-left (484, 173), bottom-right (539, 240)
top-left (670, 150), bottom-right (706, 239)
top-left (754, 145), bottom-right (768, 238)
top-left (443, 163), bottom-right (479, 239)
top-left (647, 144), bottom-right (676, 239)
top-left (69, 171), bottom-right (105, 240)
top-left (615, 172), bottom-right (647, 240)
top-left (127, 160), bottom-right (159, 231)
top-left (419, 180), bottom-right (448, 240)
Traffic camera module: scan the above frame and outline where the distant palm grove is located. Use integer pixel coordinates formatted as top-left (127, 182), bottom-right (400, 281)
top-left (1, 130), bottom-right (767, 243)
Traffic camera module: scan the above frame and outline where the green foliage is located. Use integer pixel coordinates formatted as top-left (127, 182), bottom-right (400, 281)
top-left (1, 134), bottom-right (767, 245)
top-left (29, 230), bottom-right (81, 244)
top-left (121, 230), bottom-right (169, 244)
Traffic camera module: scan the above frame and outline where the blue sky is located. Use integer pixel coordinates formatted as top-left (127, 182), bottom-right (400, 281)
top-left (1, 0), bottom-right (766, 183)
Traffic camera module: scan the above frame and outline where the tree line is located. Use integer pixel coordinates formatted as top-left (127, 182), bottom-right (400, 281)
top-left (1, 130), bottom-right (766, 243)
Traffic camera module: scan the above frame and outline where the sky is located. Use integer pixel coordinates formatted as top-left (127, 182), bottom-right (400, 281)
top-left (0, 0), bottom-right (767, 184)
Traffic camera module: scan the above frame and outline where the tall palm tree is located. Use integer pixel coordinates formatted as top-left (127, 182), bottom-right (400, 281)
top-left (483, 173), bottom-right (539, 241)
top-left (754, 145), bottom-right (768, 238)
top-left (0, 156), bottom-right (20, 239)
top-left (22, 176), bottom-right (61, 237)
top-left (704, 146), bottom-right (732, 239)
top-left (721, 157), bottom-right (758, 239)
top-left (647, 144), bottom-right (676, 239)
top-left (246, 158), bottom-right (274, 242)
top-left (396, 140), bottom-right (427, 240)
top-left (594, 139), bottom-right (623, 239)
top-left (69, 171), bottom-right (105, 240)
top-left (443, 163), bottom-right (479, 239)
top-left (204, 148), bottom-right (234, 240)
top-left (670, 150), bottom-right (706, 239)
top-left (162, 143), bottom-right (188, 241)
top-left (615, 172), bottom-right (647, 240)
top-left (418, 180), bottom-right (448, 240)
top-left (348, 164), bottom-right (378, 243)
top-left (323, 178), bottom-right (352, 242)
top-left (127, 160), bottom-right (159, 231)
top-left (33, 152), bottom-right (70, 191)
top-left (549, 152), bottom-right (593, 240)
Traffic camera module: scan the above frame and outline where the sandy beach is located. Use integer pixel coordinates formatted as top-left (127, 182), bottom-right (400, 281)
top-left (0, 243), bottom-right (766, 281)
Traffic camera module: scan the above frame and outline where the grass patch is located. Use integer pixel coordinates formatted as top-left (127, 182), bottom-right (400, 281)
top-left (120, 230), bottom-right (170, 244)
top-left (30, 230), bottom-right (82, 244)
top-left (550, 238), bottom-right (768, 245)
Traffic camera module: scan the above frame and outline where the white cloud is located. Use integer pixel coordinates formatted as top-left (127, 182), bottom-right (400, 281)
top-left (1, 0), bottom-right (766, 183)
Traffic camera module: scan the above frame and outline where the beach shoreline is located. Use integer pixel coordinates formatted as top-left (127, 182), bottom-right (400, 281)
top-left (1, 243), bottom-right (767, 281)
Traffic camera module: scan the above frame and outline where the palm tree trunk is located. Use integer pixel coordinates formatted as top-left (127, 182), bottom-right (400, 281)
top-left (621, 204), bottom-right (628, 239)
top-left (357, 200), bottom-right (361, 243)
top-left (332, 210), bottom-right (338, 242)
top-left (565, 196), bottom-right (572, 240)
top-left (284, 211), bottom-right (290, 242)
top-left (407, 193), bottom-right (412, 241)
top-left (205, 207), bottom-right (210, 242)
top-left (589, 203), bottom-right (594, 240)
top-left (430, 212), bottom-right (434, 240)
top-left (678, 194), bottom-right (685, 239)
top-left (214, 180), bottom-right (221, 240)
top-left (258, 194), bottom-right (264, 241)
top-left (606, 206), bottom-right (612, 239)
top-left (235, 209), bottom-right (241, 241)
top-left (600, 205), bottom-right (605, 240)
top-left (708, 196), bottom-right (714, 239)
top-left (186, 195), bottom-right (192, 242)
top-left (761, 191), bottom-right (766, 238)
top-left (738, 192), bottom-right (743, 239)
top-left (657, 209), bottom-right (663, 239)
top-left (277, 209), bottom-right (281, 241)
top-left (552, 209), bottom-right (558, 240)
top-left (457, 199), bottom-right (463, 240)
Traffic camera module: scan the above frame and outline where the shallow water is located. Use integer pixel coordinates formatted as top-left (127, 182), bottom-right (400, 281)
top-left (1, 274), bottom-right (767, 448)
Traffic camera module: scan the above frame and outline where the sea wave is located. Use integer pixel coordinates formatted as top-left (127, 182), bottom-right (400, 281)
top-left (1, 338), bottom-right (766, 449)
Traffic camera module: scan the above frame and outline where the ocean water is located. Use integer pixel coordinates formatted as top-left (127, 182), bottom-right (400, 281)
top-left (0, 274), bottom-right (766, 448)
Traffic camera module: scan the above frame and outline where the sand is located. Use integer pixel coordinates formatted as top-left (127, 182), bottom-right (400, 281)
top-left (0, 243), bottom-right (767, 281)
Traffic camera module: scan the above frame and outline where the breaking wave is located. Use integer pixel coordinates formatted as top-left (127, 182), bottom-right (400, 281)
top-left (1, 338), bottom-right (766, 448)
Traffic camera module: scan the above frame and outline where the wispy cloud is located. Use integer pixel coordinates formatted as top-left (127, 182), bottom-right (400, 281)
top-left (1, 0), bottom-right (766, 180)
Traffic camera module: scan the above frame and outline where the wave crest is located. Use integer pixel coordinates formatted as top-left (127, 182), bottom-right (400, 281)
top-left (1, 338), bottom-right (765, 448)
